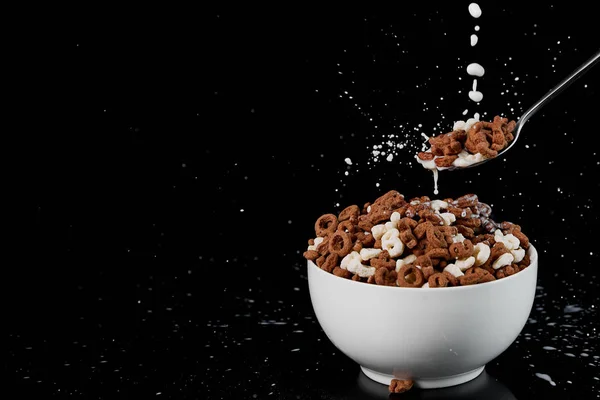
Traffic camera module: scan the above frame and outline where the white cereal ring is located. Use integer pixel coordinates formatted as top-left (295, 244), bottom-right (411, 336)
top-left (341, 251), bottom-right (361, 271)
top-left (430, 200), bottom-right (448, 211)
top-left (371, 224), bottom-right (387, 240)
top-left (440, 212), bottom-right (456, 226)
top-left (360, 248), bottom-right (382, 261)
top-left (308, 236), bottom-right (324, 251)
top-left (511, 248), bottom-right (525, 263)
top-left (492, 252), bottom-right (514, 270)
top-left (385, 221), bottom-right (397, 231)
top-left (381, 228), bottom-right (404, 258)
top-left (494, 230), bottom-right (520, 250)
top-left (456, 256), bottom-right (475, 271)
top-left (452, 233), bottom-right (466, 243)
top-left (473, 242), bottom-right (490, 266)
top-left (444, 263), bottom-right (464, 277)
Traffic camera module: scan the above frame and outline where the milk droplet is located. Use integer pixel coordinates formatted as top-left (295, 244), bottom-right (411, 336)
top-left (467, 63), bottom-right (485, 77)
top-left (470, 34), bottom-right (478, 46)
top-left (469, 91), bottom-right (483, 102)
top-left (468, 3), bottom-right (482, 18)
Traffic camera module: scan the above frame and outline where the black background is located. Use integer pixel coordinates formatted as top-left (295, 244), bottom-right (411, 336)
top-left (9, 2), bottom-right (600, 399)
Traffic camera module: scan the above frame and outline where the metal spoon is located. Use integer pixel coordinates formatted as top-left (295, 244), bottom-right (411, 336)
top-left (456, 49), bottom-right (600, 170)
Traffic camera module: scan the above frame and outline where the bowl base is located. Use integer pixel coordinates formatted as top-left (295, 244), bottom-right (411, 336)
top-left (360, 365), bottom-right (485, 389)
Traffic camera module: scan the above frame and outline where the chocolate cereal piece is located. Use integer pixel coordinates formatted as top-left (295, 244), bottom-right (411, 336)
top-left (389, 378), bottom-right (414, 393)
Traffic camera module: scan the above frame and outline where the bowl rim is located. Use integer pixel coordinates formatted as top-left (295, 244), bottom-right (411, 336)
top-left (307, 243), bottom-right (538, 292)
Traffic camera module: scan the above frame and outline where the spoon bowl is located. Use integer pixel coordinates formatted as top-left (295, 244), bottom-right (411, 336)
top-left (434, 51), bottom-right (600, 173)
top-left (458, 49), bottom-right (600, 170)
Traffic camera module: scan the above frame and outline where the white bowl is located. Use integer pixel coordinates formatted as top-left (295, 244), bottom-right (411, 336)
top-left (307, 244), bottom-right (538, 389)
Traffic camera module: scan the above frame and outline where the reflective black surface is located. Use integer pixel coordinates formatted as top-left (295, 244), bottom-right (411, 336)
top-left (13, 3), bottom-right (600, 399)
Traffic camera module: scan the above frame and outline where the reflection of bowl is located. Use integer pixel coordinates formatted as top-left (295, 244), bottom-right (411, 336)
top-left (307, 245), bottom-right (538, 389)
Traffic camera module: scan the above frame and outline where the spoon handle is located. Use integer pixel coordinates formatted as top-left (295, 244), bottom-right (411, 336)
top-left (520, 49), bottom-right (600, 125)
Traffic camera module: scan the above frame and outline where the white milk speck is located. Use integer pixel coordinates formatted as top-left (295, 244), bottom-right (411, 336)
top-left (535, 373), bottom-right (556, 386)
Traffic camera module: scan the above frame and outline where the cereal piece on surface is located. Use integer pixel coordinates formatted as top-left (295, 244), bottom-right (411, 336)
top-left (389, 379), bottom-right (414, 393)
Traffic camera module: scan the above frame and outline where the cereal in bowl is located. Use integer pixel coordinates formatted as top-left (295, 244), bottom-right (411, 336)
top-left (303, 190), bottom-right (531, 287)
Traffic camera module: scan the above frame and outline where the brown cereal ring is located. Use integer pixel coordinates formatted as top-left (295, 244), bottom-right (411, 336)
top-left (473, 233), bottom-right (495, 246)
top-left (417, 151), bottom-right (434, 161)
top-left (478, 217), bottom-right (495, 233)
top-left (374, 190), bottom-right (406, 208)
top-left (389, 379), bottom-right (414, 393)
top-left (338, 204), bottom-right (360, 222)
top-left (328, 231), bottom-right (353, 257)
top-left (320, 253), bottom-right (339, 273)
top-left (457, 224), bottom-right (475, 239)
top-left (428, 272), bottom-right (450, 288)
top-left (316, 236), bottom-right (330, 256)
top-left (479, 270), bottom-right (496, 283)
top-left (479, 264), bottom-right (495, 275)
top-left (412, 238), bottom-right (429, 257)
top-left (452, 194), bottom-right (479, 208)
top-left (490, 242), bottom-right (509, 259)
top-left (315, 255), bottom-right (326, 268)
top-left (357, 215), bottom-right (374, 232)
top-left (315, 213), bottom-right (338, 237)
top-left (419, 209), bottom-right (444, 225)
top-left (495, 264), bottom-right (517, 279)
top-left (303, 250), bottom-right (319, 261)
top-left (415, 255), bottom-right (433, 269)
top-left (426, 226), bottom-right (447, 248)
top-left (448, 205), bottom-right (472, 219)
top-left (458, 272), bottom-right (480, 286)
top-left (375, 267), bottom-right (398, 286)
top-left (455, 217), bottom-right (482, 228)
top-left (438, 225), bottom-right (458, 236)
top-left (337, 220), bottom-right (356, 235)
top-left (426, 247), bottom-right (451, 260)
top-left (435, 155), bottom-right (458, 168)
top-left (464, 266), bottom-right (486, 280)
top-left (332, 266), bottom-right (352, 279)
top-left (357, 231), bottom-right (376, 247)
top-left (400, 229), bottom-right (418, 249)
top-left (370, 250), bottom-right (396, 270)
top-left (422, 265), bottom-right (435, 280)
top-left (413, 221), bottom-right (432, 239)
top-left (473, 201), bottom-right (493, 218)
top-left (397, 264), bottom-right (425, 288)
top-left (449, 239), bottom-right (474, 259)
top-left (398, 217), bottom-right (418, 230)
top-left (368, 205), bottom-right (392, 224)
top-left (352, 242), bottom-right (363, 253)
top-left (518, 253), bottom-right (531, 269)
top-left (443, 271), bottom-right (458, 286)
